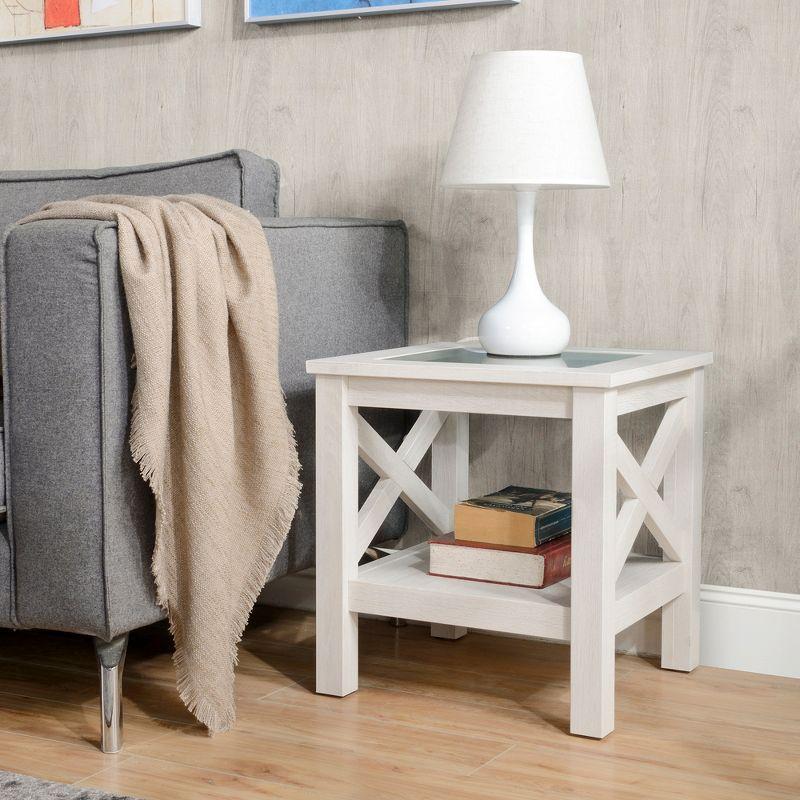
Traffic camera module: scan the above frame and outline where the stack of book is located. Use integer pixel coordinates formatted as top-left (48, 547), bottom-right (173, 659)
top-left (429, 486), bottom-right (572, 589)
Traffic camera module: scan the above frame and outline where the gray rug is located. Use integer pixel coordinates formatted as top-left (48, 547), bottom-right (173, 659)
top-left (0, 771), bottom-right (139, 800)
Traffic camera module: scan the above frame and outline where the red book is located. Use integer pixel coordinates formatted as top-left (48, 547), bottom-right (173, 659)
top-left (429, 533), bottom-right (571, 589)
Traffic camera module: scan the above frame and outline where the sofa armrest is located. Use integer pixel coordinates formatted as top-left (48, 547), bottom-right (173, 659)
top-left (1, 219), bottom-right (160, 637)
top-left (261, 217), bottom-right (409, 580)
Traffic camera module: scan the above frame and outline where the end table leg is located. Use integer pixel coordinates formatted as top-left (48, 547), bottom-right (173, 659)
top-left (315, 376), bottom-right (360, 696)
top-left (661, 369), bottom-right (704, 671)
top-left (430, 412), bottom-right (469, 641)
top-left (570, 388), bottom-right (617, 739)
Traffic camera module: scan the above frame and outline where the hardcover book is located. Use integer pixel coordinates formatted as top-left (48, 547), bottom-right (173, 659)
top-left (454, 486), bottom-right (571, 548)
top-left (429, 533), bottom-right (571, 589)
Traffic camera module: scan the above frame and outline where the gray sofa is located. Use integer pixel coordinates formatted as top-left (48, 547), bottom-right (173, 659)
top-left (0, 150), bottom-right (407, 751)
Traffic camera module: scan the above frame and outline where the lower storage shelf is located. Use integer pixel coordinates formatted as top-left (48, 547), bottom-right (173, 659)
top-left (349, 542), bottom-right (684, 641)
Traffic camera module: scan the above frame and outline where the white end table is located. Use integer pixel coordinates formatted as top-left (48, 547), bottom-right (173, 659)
top-left (307, 342), bottom-right (712, 739)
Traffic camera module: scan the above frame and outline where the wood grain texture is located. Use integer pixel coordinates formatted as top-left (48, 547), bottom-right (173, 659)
top-left (314, 376), bottom-right (359, 696)
top-left (430, 411), bottom-right (469, 639)
top-left (570, 388), bottom-right (618, 737)
top-left (358, 409), bottom-right (448, 555)
top-left (661, 368), bottom-right (704, 671)
top-left (0, 1), bottom-right (797, 591)
top-left (0, 609), bottom-right (798, 799)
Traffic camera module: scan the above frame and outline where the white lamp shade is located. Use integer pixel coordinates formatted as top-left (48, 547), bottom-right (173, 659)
top-left (442, 51), bottom-right (610, 189)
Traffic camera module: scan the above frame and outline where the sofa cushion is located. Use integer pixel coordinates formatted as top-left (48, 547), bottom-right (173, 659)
top-left (263, 218), bottom-right (409, 579)
top-left (0, 150), bottom-right (279, 241)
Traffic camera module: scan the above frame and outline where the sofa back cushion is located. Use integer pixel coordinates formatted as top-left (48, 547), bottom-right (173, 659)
top-left (0, 150), bottom-right (279, 238)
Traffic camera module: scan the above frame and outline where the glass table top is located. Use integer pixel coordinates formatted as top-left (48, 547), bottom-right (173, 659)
top-left (385, 347), bottom-right (641, 369)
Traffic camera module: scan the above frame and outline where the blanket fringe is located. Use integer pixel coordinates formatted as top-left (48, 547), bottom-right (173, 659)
top-left (133, 386), bottom-right (301, 734)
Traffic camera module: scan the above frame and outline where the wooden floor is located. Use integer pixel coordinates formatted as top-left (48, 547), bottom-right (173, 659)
top-left (0, 608), bottom-right (797, 799)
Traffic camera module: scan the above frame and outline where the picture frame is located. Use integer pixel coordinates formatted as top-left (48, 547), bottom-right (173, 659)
top-left (245, 0), bottom-right (518, 25)
top-left (0, 0), bottom-right (201, 45)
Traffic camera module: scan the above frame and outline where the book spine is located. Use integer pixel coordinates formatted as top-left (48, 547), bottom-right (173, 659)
top-left (541, 545), bottom-right (572, 588)
top-left (534, 505), bottom-right (572, 546)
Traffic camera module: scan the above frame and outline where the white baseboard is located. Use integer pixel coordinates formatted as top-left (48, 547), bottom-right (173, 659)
top-left (258, 573), bottom-right (800, 680)
top-left (697, 584), bottom-right (800, 679)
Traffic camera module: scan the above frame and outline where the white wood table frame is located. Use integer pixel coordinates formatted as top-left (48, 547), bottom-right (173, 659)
top-left (307, 342), bottom-right (712, 739)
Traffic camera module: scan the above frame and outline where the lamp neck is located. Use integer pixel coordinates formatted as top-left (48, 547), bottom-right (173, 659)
top-left (508, 190), bottom-right (545, 299)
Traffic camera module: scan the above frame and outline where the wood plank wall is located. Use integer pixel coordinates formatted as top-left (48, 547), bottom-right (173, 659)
top-left (0, 1), bottom-right (797, 592)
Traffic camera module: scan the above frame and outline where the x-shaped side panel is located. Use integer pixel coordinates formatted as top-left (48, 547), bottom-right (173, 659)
top-left (615, 399), bottom-right (687, 578)
top-left (356, 411), bottom-right (450, 558)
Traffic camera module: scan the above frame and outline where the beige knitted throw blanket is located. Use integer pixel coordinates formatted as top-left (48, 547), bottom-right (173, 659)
top-left (21, 195), bottom-right (301, 733)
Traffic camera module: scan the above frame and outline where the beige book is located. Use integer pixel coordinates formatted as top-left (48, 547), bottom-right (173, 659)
top-left (454, 486), bottom-right (571, 548)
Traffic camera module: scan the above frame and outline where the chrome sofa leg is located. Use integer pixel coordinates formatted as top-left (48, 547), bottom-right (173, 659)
top-left (94, 633), bottom-right (128, 754)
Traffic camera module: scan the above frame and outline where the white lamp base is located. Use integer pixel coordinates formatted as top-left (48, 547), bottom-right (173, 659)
top-left (478, 290), bottom-right (570, 357)
top-left (478, 190), bottom-right (571, 357)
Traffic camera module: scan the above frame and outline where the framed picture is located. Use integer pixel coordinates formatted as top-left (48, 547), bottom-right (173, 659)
top-left (245, 0), bottom-right (518, 25)
top-left (0, 0), bottom-right (201, 45)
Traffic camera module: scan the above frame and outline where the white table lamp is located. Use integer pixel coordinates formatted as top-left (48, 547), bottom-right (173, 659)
top-left (442, 51), bottom-right (610, 356)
